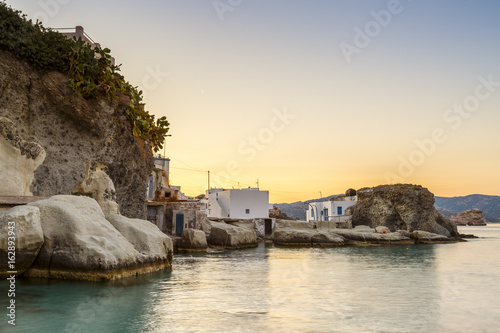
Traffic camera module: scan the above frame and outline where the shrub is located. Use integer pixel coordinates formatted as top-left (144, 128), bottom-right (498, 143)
top-left (0, 3), bottom-right (170, 153)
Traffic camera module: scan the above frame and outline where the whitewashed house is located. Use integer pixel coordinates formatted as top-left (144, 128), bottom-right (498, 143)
top-left (306, 195), bottom-right (357, 224)
top-left (206, 188), bottom-right (270, 219)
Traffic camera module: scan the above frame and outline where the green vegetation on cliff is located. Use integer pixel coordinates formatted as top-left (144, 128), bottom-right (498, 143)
top-left (0, 3), bottom-right (169, 152)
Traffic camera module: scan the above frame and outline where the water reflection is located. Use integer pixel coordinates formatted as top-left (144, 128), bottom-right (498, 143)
top-left (265, 245), bottom-right (440, 333)
top-left (135, 244), bottom-right (442, 333)
top-left (2, 233), bottom-right (499, 333)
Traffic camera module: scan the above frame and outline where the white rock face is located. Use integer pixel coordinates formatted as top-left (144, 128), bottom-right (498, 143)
top-left (0, 205), bottom-right (44, 277)
top-left (106, 213), bottom-right (173, 260)
top-left (0, 117), bottom-right (46, 196)
top-left (72, 162), bottom-right (119, 216)
top-left (26, 195), bottom-right (171, 280)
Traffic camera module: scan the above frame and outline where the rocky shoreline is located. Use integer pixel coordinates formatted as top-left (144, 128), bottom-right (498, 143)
top-left (0, 184), bottom-right (475, 281)
top-left (0, 194), bottom-right (173, 281)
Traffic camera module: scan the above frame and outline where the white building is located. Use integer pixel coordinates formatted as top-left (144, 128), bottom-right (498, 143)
top-left (206, 188), bottom-right (270, 219)
top-left (306, 195), bottom-right (357, 223)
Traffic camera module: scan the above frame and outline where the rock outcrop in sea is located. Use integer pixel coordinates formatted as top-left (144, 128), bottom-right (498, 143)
top-left (351, 184), bottom-right (459, 238)
top-left (451, 210), bottom-right (487, 226)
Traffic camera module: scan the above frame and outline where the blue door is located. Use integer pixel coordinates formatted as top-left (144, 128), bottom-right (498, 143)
top-left (337, 206), bottom-right (343, 215)
top-left (175, 214), bottom-right (184, 235)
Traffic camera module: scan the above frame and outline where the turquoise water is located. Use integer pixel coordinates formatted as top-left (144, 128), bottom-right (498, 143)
top-left (1, 226), bottom-right (500, 333)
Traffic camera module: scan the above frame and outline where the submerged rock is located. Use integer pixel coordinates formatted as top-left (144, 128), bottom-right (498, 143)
top-left (0, 206), bottom-right (44, 277)
top-left (25, 195), bottom-right (172, 281)
top-left (351, 184), bottom-right (459, 238)
top-left (207, 221), bottom-right (257, 249)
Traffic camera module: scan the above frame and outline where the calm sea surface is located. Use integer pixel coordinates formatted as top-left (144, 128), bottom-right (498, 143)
top-left (1, 225), bottom-right (500, 333)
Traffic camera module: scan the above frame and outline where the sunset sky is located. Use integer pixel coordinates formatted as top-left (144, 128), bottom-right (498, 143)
top-left (6, 0), bottom-right (500, 203)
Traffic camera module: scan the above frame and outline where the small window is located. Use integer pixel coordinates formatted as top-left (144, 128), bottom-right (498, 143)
top-left (245, 209), bottom-right (250, 214)
top-left (311, 210), bottom-right (314, 217)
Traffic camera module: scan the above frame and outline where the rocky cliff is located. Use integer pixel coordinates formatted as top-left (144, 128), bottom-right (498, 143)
top-left (351, 184), bottom-right (459, 238)
top-left (0, 52), bottom-right (153, 218)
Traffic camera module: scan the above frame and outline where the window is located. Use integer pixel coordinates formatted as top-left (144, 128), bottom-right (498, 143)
top-left (311, 210), bottom-right (314, 217)
top-left (245, 209), bottom-right (250, 214)
top-left (337, 206), bottom-right (342, 215)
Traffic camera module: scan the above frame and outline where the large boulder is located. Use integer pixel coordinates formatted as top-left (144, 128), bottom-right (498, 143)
top-left (311, 231), bottom-right (345, 246)
top-left (200, 216), bottom-right (212, 237)
top-left (25, 195), bottom-right (172, 280)
top-left (351, 184), bottom-right (459, 237)
top-left (106, 213), bottom-right (173, 262)
top-left (273, 220), bottom-right (344, 246)
top-left (207, 221), bottom-right (257, 249)
top-left (0, 206), bottom-right (44, 277)
top-left (178, 228), bottom-right (207, 252)
top-left (273, 220), bottom-right (315, 246)
top-left (451, 210), bottom-right (487, 226)
top-left (273, 229), bottom-right (315, 246)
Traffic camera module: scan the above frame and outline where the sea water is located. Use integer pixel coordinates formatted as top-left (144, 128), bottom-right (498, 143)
top-left (1, 226), bottom-right (499, 333)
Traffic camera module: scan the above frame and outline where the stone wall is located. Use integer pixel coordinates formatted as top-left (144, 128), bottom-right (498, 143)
top-left (152, 201), bottom-right (206, 235)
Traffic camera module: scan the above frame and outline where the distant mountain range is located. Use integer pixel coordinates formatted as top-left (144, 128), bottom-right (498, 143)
top-left (434, 194), bottom-right (500, 222)
top-left (274, 194), bottom-right (500, 223)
